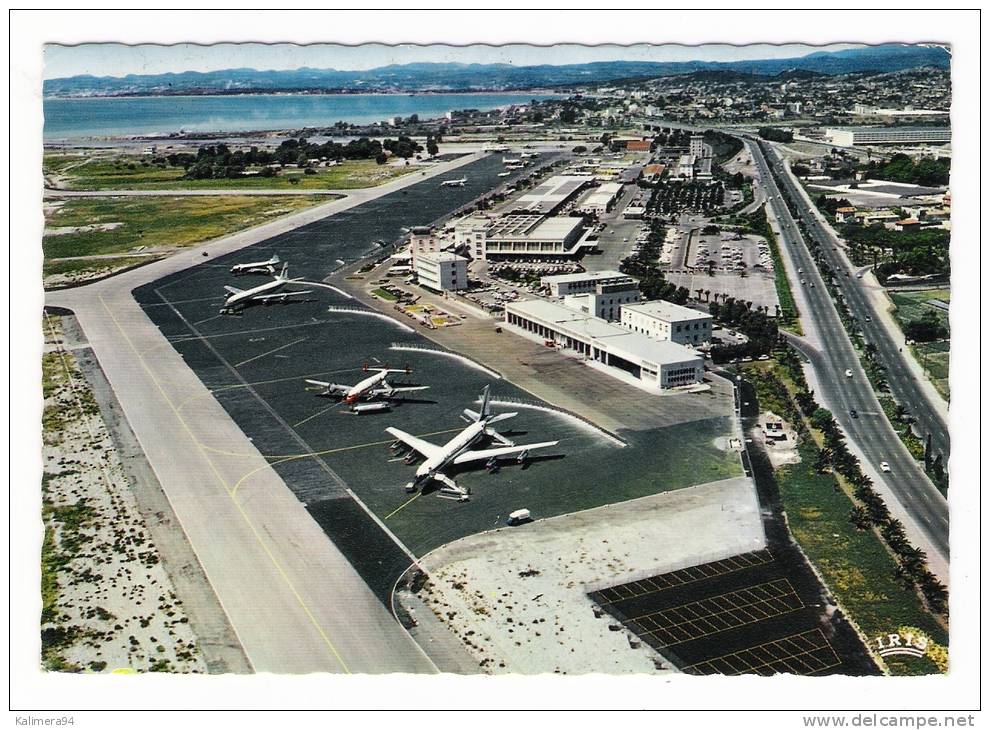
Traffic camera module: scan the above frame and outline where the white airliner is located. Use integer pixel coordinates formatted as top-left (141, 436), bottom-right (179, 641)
top-left (220, 263), bottom-right (312, 313)
top-left (502, 157), bottom-right (522, 165)
top-left (385, 385), bottom-right (559, 500)
top-left (440, 177), bottom-right (467, 187)
top-left (305, 364), bottom-right (429, 405)
top-left (230, 253), bottom-right (280, 275)
top-left (520, 152), bottom-right (537, 158)
top-left (497, 171), bottom-right (511, 177)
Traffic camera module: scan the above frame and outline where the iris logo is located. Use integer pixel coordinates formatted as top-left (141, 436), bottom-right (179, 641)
top-left (873, 630), bottom-right (929, 658)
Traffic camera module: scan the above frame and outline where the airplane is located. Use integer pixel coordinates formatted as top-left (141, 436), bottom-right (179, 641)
top-left (385, 385), bottom-right (559, 500)
top-left (220, 263), bottom-right (312, 313)
top-left (520, 151), bottom-right (537, 158)
top-left (305, 364), bottom-right (429, 405)
top-left (502, 157), bottom-right (522, 165)
top-left (229, 253), bottom-right (280, 275)
top-left (440, 177), bottom-right (467, 187)
top-left (497, 171), bottom-right (511, 177)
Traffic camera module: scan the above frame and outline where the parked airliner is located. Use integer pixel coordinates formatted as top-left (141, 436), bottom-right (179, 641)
top-left (385, 386), bottom-right (559, 500)
top-left (220, 263), bottom-right (312, 313)
top-left (230, 253), bottom-right (280, 275)
top-left (440, 177), bottom-right (467, 187)
top-left (305, 364), bottom-right (428, 405)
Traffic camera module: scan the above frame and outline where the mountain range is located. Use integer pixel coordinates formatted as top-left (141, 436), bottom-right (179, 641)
top-left (44, 44), bottom-right (950, 97)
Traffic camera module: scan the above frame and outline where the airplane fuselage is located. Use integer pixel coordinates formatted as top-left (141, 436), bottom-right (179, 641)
top-left (346, 370), bottom-right (389, 403)
top-left (224, 278), bottom-right (287, 309)
top-left (417, 420), bottom-right (486, 478)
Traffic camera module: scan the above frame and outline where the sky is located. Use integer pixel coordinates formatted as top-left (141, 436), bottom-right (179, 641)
top-left (43, 42), bottom-right (867, 80)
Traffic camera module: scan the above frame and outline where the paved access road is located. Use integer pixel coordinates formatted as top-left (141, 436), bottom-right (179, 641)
top-left (745, 139), bottom-right (949, 568)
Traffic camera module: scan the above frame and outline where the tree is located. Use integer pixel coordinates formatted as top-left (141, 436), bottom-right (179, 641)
top-left (426, 138), bottom-right (439, 157)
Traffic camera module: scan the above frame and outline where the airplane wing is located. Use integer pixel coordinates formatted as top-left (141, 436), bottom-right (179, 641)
top-left (452, 441), bottom-right (559, 465)
top-left (253, 290), bottom-right (312, 302)
top-left (304, 379), bottom-right (348, 395)
top-left (385, 427), bottom-right (443, 460)
top-left (385, 386), bottom-right (431, 394)
top-left (224, 286), bottom-right (245, 295)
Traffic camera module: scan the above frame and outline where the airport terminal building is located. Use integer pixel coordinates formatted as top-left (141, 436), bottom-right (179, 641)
top-left (504, 299), bottom-right (704, 391)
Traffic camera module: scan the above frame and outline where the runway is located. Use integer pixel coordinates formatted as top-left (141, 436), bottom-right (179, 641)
top-left (44, 150), bottom-right (488, 674)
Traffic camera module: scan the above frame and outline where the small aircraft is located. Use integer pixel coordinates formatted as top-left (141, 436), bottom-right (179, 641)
top-left (440, 177), bottom-right (467, 187)
top-left (305, 364), bottom-right (428, 406)
top-left (229, 253), bottom-right (280, 275)
top-left (385, 385), bottom-right (559, 500)
top-left (220, 263), bottom-right (312, 313)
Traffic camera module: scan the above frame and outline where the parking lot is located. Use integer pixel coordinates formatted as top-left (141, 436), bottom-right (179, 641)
top-left (590, 548), bottom-right (878, 676)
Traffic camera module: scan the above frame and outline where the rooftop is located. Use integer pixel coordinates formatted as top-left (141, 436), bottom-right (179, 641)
top-left (507, 299), bottom-right (701, 366)
top-left (623, 300), bottom-right (712, 323)
top-left (542, 269), bottom-right (631, 285)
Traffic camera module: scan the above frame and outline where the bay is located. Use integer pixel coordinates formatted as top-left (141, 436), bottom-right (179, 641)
top-left (43, 92), bottom-right (555, 140)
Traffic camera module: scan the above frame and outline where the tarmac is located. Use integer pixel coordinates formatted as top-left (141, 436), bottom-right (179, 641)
top-left (44, 150), bottom-right (487, 674)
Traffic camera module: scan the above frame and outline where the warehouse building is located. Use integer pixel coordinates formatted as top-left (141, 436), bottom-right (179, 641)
top-left (542, 269), bottom-right (637, 298)
top-left (824, 126), bottom-right (951, 146)
top-left (621, 300), bottom-right (713, 346)
top-left (504, 299), bottom-right (704, 391)
top-left (416, 251), bottom-right (469, 292)
top-left (577, 182), bottom-right (625, 216)
top-left (511, 175), bottom-right (594, 215)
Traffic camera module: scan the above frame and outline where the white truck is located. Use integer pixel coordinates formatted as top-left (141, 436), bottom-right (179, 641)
top-left (507, 509), bottom-right (532, 526)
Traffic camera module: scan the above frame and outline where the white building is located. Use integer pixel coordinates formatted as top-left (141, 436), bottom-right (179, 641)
top-left (409, 225), bottom-right (442, 265)
top-left (825, 126), bottom-right (951, 146)
top-left (577, 182), bottom-right (624, 216)
top-left (621, 300), bottom-right (713, 346)
top-left (690, 134), bottom-right (706, 158)
top-left (453, 212), bottom-right (591, 261)
top-left (504, 299), bottom-right (704, 391)
top-left (562, 281), bottom-right (641, 322)
top-left (541, 270), bottom-right (636, 298)
top-left (677, 154), bottom-right (696, 179)
top-left (416, 251), bottom-right (468, 292)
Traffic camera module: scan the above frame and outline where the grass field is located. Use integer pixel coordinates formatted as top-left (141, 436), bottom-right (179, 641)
top-left (43, 195), bottom-right (326, 286)
top-left (746, 363), bottom-right (947, 675)
top-left (889, 289), bottom-right (950, 400)
top-left (44, 153), bottom-right (416, 191)
top-left (44, 196), bottom-right (322, 261)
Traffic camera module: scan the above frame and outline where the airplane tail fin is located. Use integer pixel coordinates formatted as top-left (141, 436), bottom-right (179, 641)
top-left (279, 262), bottom-right (289, 280)
top-left (271, 253), bottom-right (280, 265)
top-left (479, 385), bottom-right (493, 420)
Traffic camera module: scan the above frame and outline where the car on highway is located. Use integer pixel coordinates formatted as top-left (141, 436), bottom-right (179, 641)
top-left (845, 369), bottom-right (853, 378)
top-left (880, 461), bottom-right (891, 473)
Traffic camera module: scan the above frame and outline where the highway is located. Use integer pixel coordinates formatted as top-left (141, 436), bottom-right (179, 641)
top-left (764, 143), bottom-right (949, 461)
top-left (743, 138), bottom-right (949, 567)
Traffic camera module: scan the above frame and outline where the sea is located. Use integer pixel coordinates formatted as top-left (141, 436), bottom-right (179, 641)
top-left (42, 92), bottom-right (557, 141)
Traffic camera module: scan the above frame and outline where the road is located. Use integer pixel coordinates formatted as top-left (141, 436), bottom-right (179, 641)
top-left (744, 138), bottom-right (949, 569)
top-left (43, 150), bottom-right (487, 673)
top-left (766, 143), bottom-right (949, 462)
